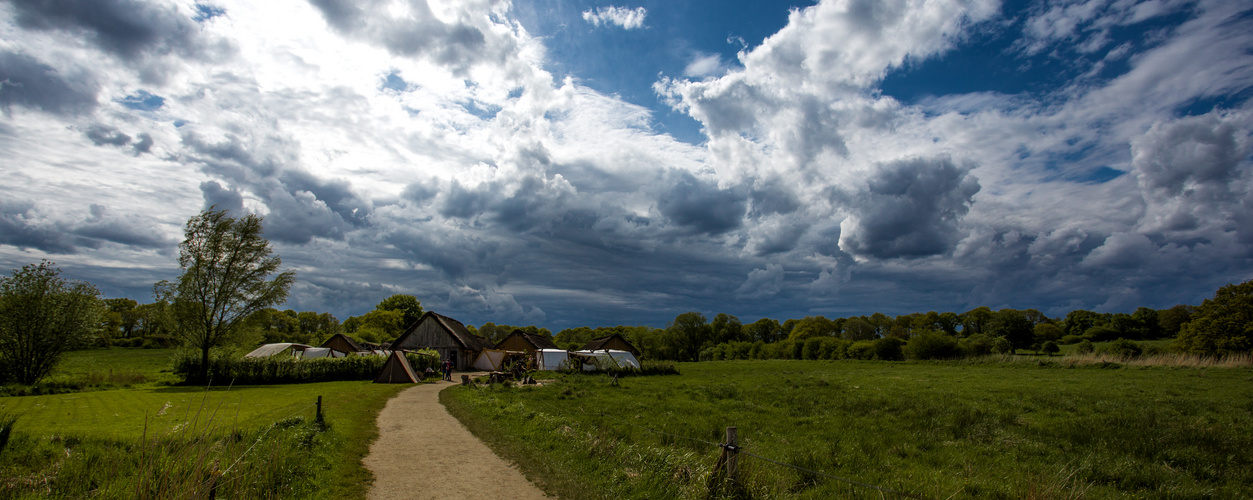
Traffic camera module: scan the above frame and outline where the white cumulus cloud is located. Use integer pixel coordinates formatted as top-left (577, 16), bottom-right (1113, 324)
top-left (582, 6), bottom-right (648, 29)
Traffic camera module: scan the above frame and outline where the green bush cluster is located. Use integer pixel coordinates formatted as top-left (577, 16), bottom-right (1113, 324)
top-left (172, 349), bottom-right (439, 385)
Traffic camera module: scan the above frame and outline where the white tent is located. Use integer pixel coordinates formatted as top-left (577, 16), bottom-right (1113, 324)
top-left (571, 349), bottom-right (640, 371)
top-left (297, 347), bottom-right (344, 359)
top-left (473, 349), bottom-right (508, 371)
top-left (535, 349), bottom-right (569, 371)
top-left (245, 343), bottom-right (312, 358)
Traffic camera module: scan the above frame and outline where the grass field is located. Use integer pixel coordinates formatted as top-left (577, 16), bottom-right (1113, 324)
top-left (1, 375), bottom-right (410, 497)
top-left (443, 360), bottom-right (1253, 499)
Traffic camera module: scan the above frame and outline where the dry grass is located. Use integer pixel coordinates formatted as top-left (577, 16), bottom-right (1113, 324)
top-left (976, 352), bottom-right (1253, 368)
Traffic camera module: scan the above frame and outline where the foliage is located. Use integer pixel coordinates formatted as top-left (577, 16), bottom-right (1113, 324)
top-left (167, 209), bottom-right (296, 384)
top-left (172, 349), bottom-right (439, 385)
top-left (0, 261), bottom-right (103, 385)
top-left (1103, 338), bottom-right (1143, 358)
top-left (1075, 340), bottom-right (1095, 354)
top-left (988, 309), bottom-right (1034, 350)
top-left (1176, 278), bottom-right (1253, 355)
top-left (847, 340), bottom-right (875, 360)
top-left (1041, 340), bottom-right (1060, 356)
top-left (373, 294), bottom-right (424, 328)
top-left (904, 331), bottom-right (960, 360)
top-left (991, 336), bottom-right (1013, 354)
top-left (445, 360), bottom-right (1253, 499)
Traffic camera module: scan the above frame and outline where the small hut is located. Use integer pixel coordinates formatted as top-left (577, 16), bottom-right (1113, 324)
top-left (390, 312), bottom-right (494, 371)
top-left (580, 334), bottom-right (640, 357)
top-left (374, 351), bottom-right (418, 383)
top-left (495, 329), bottom-right (559, 353)
top-left (320, 333), bottom-right (363, 355)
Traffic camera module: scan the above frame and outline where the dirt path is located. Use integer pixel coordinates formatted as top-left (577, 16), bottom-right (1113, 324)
top-left (364, 376), bottom-right (549, 500)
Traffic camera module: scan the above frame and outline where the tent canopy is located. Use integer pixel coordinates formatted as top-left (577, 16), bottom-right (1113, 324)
top-left (245, 343), bottom-right (312, 358)
top-left (374, 351), bottom-right (418, 383)
top-left (571, 349), bottom-right (640, 371)
top-left (535, 349), bottom-right (569, 371)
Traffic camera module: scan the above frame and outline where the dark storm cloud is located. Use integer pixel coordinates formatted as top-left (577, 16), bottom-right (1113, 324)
top-left (0, 200), bottom-right (77, 253)
top-left (840, 156), bottom-right (980, 259)
top-left (657, 171), bottom-right (747, 235)
top-left (749, 178), bottom-right (801, 216)
top-left (71, 204), bottom-right (168, 249)
top-left (6, 0), bottom-right (209, 61)
top-left (183, 132), bottom-right (374, 244)
top-left (1133, 113), bottom-right (1247, 201)
top-left (384, 225), bottom-right (498, 279)
top-left (308, 0), bottom-right (492, 72)
top-left (0, 51), bottom-right (97, 115)
top-left (401, 178), bottom-right (439, 203)
top-left (131, 132), bottom-right (154, 155)
top-left (199, 180), bottom-right (245, 215)
top-left (84, 124), bottom-right (131, 146)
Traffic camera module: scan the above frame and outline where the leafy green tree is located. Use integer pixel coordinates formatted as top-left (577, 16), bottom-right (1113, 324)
top-left (1041, 341), bottom-right (1060, 356)
top-left (936, 311), bottom-right (961, 336)
top-left (744, 318), bottom-right (783, 343)
top-left (988, 309), bottom-right (1033, 351)
top-left (904, 331), bottom-right (959, 360)
top-left (1063, 310), bottom-right (1107, 337)
top-left (710, 313), bottom-right (744, 344)
top-left (1033, 322), bottom-right (1063, 342)
top-left (872, 337), bottom-right (904, 360)
top-left (1105, 338), bottom-right (1143, 358)
top-left (788, 316), bottom-right (834, 341)
top-left (167, 209), bottom-right (296, 383)
top-left (1176, 279), bottom-right (1253, 355)
top-left (374, 294), bottom-right (424, 328)
top-left (1075, 339), bottom-right (1095, 354)
top-left (0, 261), bottom-right (102, 385)
top-left (991, 337), bottom-right (1013, 354)
top-left (961, 307), bottom-right (994, 336)
top-left (103, 298), bottom-right (140, 339)
top-left (1157, 304), bottom-right (1192, 337)
top-left (841, 317), bottom-right (876, 341)
top-left (665, 312), bottom-right (711, 362)
top-left (1132, 307), bottom-right (1163, 339)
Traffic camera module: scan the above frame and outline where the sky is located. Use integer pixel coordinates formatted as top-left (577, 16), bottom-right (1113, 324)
top-left (1, 0), bottom-right (1251, 330)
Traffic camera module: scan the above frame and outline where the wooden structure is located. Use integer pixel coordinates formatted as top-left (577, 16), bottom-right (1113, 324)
top-left (320, 333), bottom-right (363, 354)
top-left (390, 312), bottom-right (493, 371)
top-left (495, 329), bottom-right (558, 353)
top-left (580, 333), bottom-right (640, 357)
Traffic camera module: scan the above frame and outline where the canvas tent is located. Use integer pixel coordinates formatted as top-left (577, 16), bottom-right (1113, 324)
top-left (298, 347), bottom-right (344, 359)
top-left (245, 343), bottom-right (312, 358)
top-left (580, 334), bottom-right (641, 357)
top-left (374, 351), bottom-right (418, 383)
top-left (535, 349), bottom-right (570, 371)
top-left (570, 349), bottom-right (640, 371)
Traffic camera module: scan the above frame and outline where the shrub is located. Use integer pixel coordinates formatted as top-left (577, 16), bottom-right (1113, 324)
top-left (1075, 340), bottom-right (1095, 354)
top-left (172, 349), bottom-right (439, 385)
top-left (1041, 341), bottom-right (1060, 356)
top-left (1084, 326), bottom-right (1121, 342)
top-left (959, 334), bottom-right (994, 357)
top-left (991, 337), bottom-right (1013, 354)
top-left (1104, 338), bottom-right (1142, 358)
top-left (848, 341), bottom-right (875, 360)
top-left (1060, 334), bottom-right (1083, 345)
top-left (905, 331), bottom-right (960, 360)
top-left (872, 337), bottom-right (905, 361)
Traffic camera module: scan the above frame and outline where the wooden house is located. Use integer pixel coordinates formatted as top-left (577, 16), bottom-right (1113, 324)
top-left (390, 312), bottom-right (493, 370)
top-left (495, 329), bottom-right (559, 353)
top-left (320, 333), bottom-right (363, 355)
top-left (580, 333), bottom-right (641, 357)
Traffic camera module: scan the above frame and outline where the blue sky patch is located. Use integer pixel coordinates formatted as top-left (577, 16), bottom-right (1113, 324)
top-left (118, 90), bottom-right (165, 112)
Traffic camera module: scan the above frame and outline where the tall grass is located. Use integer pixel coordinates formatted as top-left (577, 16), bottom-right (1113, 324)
top-left (959, 352), bottom-right (1253, 368)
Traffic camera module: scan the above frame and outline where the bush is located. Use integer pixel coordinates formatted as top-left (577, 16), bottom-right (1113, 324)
top-left (847, 341), bottom-right (875, 360)
top-left (959, 334), bottom-right (994, 357)
top-left (173, 349), bottom-right (439, 385)
top-left (1041, 341), bottom-right (1060, 356)
top-left (1103, 338), bottom-right (1142, 358)
top-left (1084, 326), bottom-right (1121, 342)
top-left (872, 337), bottom-right (905, 361)
top-left (904, 332), bottom-right (960, 360)
top-left (1060, 334), bottom-right (1083, 345)
top-left (991, 337), bottom-right (1013, 354)
top-left (1075, 340), bottom-right (1095, 354)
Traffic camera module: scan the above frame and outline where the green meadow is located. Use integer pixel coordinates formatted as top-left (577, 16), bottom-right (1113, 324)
top-left (0, 348), bottom-right (410, 498)
top-left (443, 360), bottom-right (1253, 499)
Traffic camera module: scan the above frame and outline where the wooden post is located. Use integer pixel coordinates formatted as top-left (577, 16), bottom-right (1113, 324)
top-left (725, 427), bottom-right (738, 480)
top-left (316, 396), bottom-right (323, 424)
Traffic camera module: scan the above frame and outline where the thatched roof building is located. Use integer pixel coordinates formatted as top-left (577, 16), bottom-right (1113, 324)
top-left (495, 329), bottom-right (559, 353)
top-left (390, 312), bottom-right (493, 370)
top-left (320, 333), bottom-right (363, 354)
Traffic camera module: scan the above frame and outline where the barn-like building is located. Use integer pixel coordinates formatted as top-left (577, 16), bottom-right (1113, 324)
top-left (320, 333), bottom-right (363, 355)
top-left (390, 312), bottom-right (494, 370)
top-left (495, 329), bottom-right (559, 353)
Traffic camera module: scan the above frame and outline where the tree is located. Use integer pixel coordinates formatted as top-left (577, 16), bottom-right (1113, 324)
top-left (744, 318), bottom-right (783, 343)
top-left (988, 309), bottom-right (1033, 351)
top-left (665, 312), bottom-right (711, 362)
top-left (1041, 341), bottom-right (1060, 356)
top-left (168, 209), bottom-right (296, 383)
top-left (1157, 304), bottom-right (1192, 337)
top-left (0, 261), bottom-right (102, 385)
top-left (374, 294), bottom-right (424, 328)
top-left (1176, 279), bottom-right (1253, 355)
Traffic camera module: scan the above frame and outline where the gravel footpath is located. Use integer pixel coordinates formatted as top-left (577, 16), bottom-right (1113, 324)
top-left (364, 376), bottom-right (550, 500)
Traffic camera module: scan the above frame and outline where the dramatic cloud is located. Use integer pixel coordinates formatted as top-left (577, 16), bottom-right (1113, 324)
top-left (1, 0), bottom-right (1250, 328)
top-left (582, 6), bottom-right (647, 30)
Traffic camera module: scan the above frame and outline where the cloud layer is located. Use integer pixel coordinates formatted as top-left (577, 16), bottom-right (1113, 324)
top-left (1, 0), bottom-right (1251, 329)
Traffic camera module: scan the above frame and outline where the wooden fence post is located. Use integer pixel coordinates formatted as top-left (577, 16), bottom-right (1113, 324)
top-left (316, 396), bottom-right (323, 424)
top-left (726, 427), bottom-right (738, 480)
